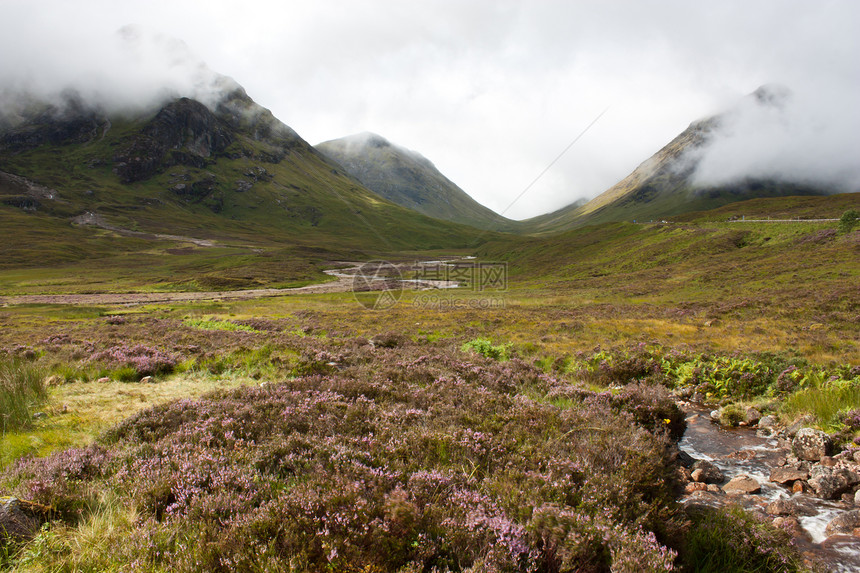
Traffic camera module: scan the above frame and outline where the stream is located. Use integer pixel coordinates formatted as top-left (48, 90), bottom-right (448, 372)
top-left (679, 406), bottom-right (860, 571)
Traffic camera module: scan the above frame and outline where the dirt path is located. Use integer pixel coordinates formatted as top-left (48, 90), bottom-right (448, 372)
top-left (0, 261), bottom-right (461, 307)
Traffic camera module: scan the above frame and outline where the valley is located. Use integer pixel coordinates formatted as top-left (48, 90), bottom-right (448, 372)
top-left (0, 75), bottom-right (858, 572)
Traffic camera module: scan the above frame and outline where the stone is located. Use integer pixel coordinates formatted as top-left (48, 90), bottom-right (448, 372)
top-left (758, 415), bottom-right (778, 429)
top-left (825, 510), bottom-right (860, 537)
top-left (706, 484), bottom-right (722, 493)
top-left (97, 377), bottom-right (111, 383)
top-left (744, 408), bottom-right (762, 425)
top-left (685, 482), bottom-right (707, 494)
top-left (0, 497), bottom-right (49, 545)
top-left (766, 498), bottom-right (796, 516)
top-left (856, 490), bottom-right (860, 506)
top-left (792, 481), bottom-right (807, 494)
top-left (139, 376), bottom-right (153, 384)
top-left (691, 460), bottom-right (724, 484)
top-left (792, 428), bottom-right (833, 461)
top-left (32, 412), bottom-right (47, 420)
top-left (722, 475), bottom-right (761, 495)
top-left (770, 467), bottom-right (809, 484)
top-left (808, 467), bottom-right (852, 500)
top-left (854, 451), bottom-right (860, 464)
top-left (820, 456), bottom-right (837, 467)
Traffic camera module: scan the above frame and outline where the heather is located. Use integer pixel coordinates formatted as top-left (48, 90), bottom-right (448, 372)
top-left (1, 340), bottom-right (692, 571)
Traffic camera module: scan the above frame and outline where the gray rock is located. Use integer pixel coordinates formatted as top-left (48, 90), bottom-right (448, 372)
top-left (758, 415), bottom-right (778, 429)
top-left (809, 467), bottom-right (852, 500)
top-left (825, 509), bottom-right (860, 536)
top-left (855, 489), bottom-right (860, 506)
top-left (770, 467), bottom-right (809, 484)
top-left (792, 428), bottom-right (833, 461)
top-left (722, 475), bottom-right (761, 495)
top-left (691, 460), bottom-right (724, 484)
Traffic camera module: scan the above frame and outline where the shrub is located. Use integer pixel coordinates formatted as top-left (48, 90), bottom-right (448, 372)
top-left (838, 209), bottom-right (859, 233)
top-left (0, 358), bottom-right (47, 434)
top-left (89, 344), bottom-right (178, 379)
top-left (461, 337), bottom-right (511, 361)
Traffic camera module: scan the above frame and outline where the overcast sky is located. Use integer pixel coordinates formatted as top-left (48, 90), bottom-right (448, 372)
top-left (2, 0), bottom-right (858, 219)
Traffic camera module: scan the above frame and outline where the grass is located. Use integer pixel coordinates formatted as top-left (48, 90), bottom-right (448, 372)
top-left (0, 358), bottom-right (47, 435)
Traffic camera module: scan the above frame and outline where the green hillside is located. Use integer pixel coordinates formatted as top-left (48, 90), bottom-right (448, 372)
top-left (0, 92), bottom-right (495, 294)
top-left (317, 132), bottom-right (510, 230)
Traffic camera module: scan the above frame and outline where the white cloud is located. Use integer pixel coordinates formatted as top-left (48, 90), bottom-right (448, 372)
top-left (1, 0), bottom-right (858, 218)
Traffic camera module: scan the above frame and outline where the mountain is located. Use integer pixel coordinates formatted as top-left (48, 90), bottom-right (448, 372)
top-left (316, 132), bottom-right (510, 230)
top-left (520, 86), bottom-right (837, 234)
top-left (0, 86), bottom-right (492, 293)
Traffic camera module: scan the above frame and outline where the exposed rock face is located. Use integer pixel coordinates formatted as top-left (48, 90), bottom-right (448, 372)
top-left (722, 474), bottom-right (761, 494)
top-left (825, 510), bottom-right (860, 536)
top-left (792, 428), bottom-right (833, 461)
top-left (690, 460), bottom-right (724, 484)
top-left (113, 98), bottom-right (233, 183)
top-left (766, 499), bottom-right (796, 516)
top-left (0, 94), bottom-right (108, 152)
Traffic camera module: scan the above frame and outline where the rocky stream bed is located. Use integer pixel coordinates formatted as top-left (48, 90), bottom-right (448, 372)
top-left (678, 403), bottom-right (860, 571)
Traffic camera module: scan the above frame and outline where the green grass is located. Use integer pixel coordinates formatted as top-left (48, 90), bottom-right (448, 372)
top-left (183, 317), bottom-right (259, 332)
top-left (0, 358), bottom-right (47, 435)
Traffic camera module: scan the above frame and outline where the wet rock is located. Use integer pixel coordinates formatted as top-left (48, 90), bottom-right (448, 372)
top-left (808, 467), bottom-right (852, 500)
top-left (706, 484), bottom-right (722, 493)
top-left (723, 474), bottom-right (761, 495)
top-left (766, 498), bottom-right (796, 516)
top-left (758, 415), bottom-right (778, 429)
top-left (820, 456), bottom-right (837, 468)
top-left (744, 407), bottom-right (762, 425)
top-left (691, 460), bottom-right (724, 483)
top-left (0, 497), bottom-right (49, 545)
top-left (756, 427), bottom-right (775, 438)
top-left (770, 467), bottom-right (809, 484)
top-left (855, 490), bottom-right (860, 506)
top-left (825, 510), bottom-right (860, 536)
top-left (677, 450), bottom-right (695, 467)
top-left (792, 481), bottom-right (807, 494)
top-left (793, 428), bottom-right (833, 461)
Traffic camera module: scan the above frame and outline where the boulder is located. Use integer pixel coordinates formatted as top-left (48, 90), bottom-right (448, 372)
top-left (766, 498), bottom-right (796, 516)
top-left (758, 415), bottom-right (778, 429)
top-left (825, 510), bottom-right (860, 536)
top-left (690, 460), bottom-right (724, 484)
top-left (685, 482), bottom-right (707, 494)
top-left (770, 467), bottom-right (809, 484)
top-left (808, 467), bottom-right (853, 500)
top-left (722, 475), bottom-right (761, 495)
top-left (792, 428), bottom-right (833, 461)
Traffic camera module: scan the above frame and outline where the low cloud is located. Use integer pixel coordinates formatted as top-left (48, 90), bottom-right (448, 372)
top-left (690, 84), bottom-right (860, 192)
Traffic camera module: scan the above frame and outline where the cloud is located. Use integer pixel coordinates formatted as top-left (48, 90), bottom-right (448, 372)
top-left (1, 0), bottom-right (859, 218)
top-left (690, 83), bottom-right (860, 192)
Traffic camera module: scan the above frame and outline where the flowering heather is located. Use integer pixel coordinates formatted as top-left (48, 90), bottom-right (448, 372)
top-left (0, 340), bottom-right (806, 572)
top-left (89, 344), bottom-right (178, 378)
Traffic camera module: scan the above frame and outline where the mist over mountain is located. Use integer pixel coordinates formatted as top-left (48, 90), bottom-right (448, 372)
top-left (519, 85), bottom-right (853, 234)
top-left (316, 132), bottom-right (510, 230)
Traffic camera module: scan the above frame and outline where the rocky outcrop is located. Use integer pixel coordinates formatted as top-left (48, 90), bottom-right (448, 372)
top-left (113, 98), bottom-right (233, 183)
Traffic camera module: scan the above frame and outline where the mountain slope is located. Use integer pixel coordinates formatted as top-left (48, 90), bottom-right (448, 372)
top-left (520, 86), bottom-right (838, 234)
top-left (316, 132), bottom-right (510, 230)
top-left (0, 89), bottom-right (494, 293)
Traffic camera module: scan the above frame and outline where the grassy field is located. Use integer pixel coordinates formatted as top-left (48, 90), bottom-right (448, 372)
top-left (0, 195), bottom-right (858, 571)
